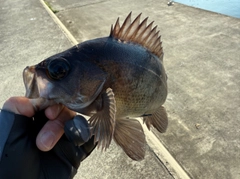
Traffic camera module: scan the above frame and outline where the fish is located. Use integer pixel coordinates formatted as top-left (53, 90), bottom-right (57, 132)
top-left (23, 12), bottom-right (168, 161)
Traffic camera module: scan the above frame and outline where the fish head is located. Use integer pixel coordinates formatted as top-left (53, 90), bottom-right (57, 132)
top-left (23, 48), bottom-right (107, 111)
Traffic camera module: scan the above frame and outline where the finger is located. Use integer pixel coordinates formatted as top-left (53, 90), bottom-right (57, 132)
top-left (36, 106), bottom-right (76, 151)
top-left (2, 97), bottom-right (35, 117)
top-left (64, 115), bottom-right (91, 146)
top-left (44, 104), bottom-right (64, 120)
top-left (36, 119), bottom-right (64, 151)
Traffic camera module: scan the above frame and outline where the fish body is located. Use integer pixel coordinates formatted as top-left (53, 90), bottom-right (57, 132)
top-left (23, 13), bottom-right (168, 160)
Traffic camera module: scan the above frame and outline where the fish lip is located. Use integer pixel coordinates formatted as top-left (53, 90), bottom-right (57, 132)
top-left (29, 97), bottom-right (57, 111)
top-left (23, 65), bottom-right (58, 110)
top-left (23, 65), bottom-right (55, 100)
top-left (23, 66), bottom-right (40, 98)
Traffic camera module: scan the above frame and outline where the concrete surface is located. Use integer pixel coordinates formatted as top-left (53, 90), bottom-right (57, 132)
top-left (0, 0), bottom-right (173, 179)
top-left (0, 0), bottom-right (71, 104)
top-left (45, 0), bottom-right (240, 179)
top-left (79, 142), bottom-right (173, 179)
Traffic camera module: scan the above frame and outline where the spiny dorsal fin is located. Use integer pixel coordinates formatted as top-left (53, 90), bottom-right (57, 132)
top-left (110, 12), bottom-right (163, 59)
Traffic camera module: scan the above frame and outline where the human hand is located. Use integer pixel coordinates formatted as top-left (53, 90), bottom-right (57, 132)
top-left (2, 96), bottom-right (76, 151)
top-left (1, 96), bottom-right (96, 179)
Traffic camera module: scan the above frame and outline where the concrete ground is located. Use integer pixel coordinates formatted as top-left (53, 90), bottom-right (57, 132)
top-left (1, 0), bottom-right (240, 178)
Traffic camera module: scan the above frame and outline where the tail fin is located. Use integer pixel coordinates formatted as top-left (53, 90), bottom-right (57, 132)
top-left (114, 118), bottom-right (146, 161)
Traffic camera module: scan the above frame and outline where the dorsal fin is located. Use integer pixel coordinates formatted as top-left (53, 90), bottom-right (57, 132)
top-left (110, 12), bottom-right (163, 59)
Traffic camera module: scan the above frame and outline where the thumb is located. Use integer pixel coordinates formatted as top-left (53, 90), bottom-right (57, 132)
top-left (2, 97), bottom-right (35, 117)
top-left (36, 105), bottom-right (76, 151)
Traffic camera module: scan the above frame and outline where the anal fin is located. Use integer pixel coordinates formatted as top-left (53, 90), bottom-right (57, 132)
top-left (143, 106), bottom-right (168, 133)
top-left (89, 88), bottom-right (116, 150)
top-left (114, 119), bottom-right (146, 161)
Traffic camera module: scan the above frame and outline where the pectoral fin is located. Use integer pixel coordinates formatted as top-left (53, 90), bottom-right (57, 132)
top-left (89, 88), bottom-right (116, 150)
top-left (114, 119), bottom-right (146, 161)
top-left (143, 106), bottom-right (168, 133)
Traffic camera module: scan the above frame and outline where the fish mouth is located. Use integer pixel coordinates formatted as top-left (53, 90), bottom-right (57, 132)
top-left (23, 66), bottom-right (56, 111)
top-left (23, 66), bottom-right (40, 98)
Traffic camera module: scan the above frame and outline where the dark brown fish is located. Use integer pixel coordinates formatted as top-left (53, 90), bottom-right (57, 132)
top-left (23, 12), bottom-right (168, 161)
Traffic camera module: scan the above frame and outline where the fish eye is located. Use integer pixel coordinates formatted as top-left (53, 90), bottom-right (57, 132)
top-left (47, 58), bottom-right (70, 80)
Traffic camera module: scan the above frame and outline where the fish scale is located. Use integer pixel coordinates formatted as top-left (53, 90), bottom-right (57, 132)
top-left (23, 12), bottom-right (168, 161)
